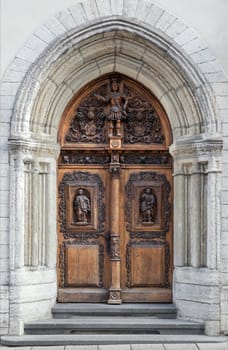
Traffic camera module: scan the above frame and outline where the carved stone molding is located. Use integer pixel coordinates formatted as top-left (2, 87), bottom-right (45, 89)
top-left (170, 139), bottom-right (223, 160)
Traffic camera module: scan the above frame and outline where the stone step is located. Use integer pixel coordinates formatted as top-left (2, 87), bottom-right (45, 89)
top-left (1, 334), bottom-right (227, 346)
top-left (24, 317), bottom-right (204, 335)
top-left (52, 303), bottom-right (177, 319)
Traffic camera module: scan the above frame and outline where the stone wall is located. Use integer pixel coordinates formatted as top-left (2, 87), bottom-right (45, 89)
top-left (1, 0), bottom-right (228, 336)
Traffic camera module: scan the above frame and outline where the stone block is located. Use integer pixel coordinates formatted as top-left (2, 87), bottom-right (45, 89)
top-left (99, 346), bottom-right (130, 350)
top-left (155, 11), bottom-right (176, 32)
top-left (82, 0), bottom-right (99, 21)
top-left (66, 347), bottom-right (97, 350)
top-left (110, 0), bottom-right (123, 16)
top-left (0, 313), bottom-right (9, 328)
top-left (57, 9), bottom-right (77, 31)
top-left (222, 273), bottom-right (228, 285)
top-left (0, 245), bottom-right (9, 259)
top-left (175, 27), bottom-right (197, 46)
top-left (0, 328), bottom-right (9, 335)
top-left (96, 0), bottom-right (112, 17)
top-left (0, 82), bottom-right (21, 96)
top-left (166, 18), bottom-right (187, 39)
top-left (120, 39), bottom-right (145, 60)
top-left (2, 68), bottom-right (26, 82)
top-left (0, 217), bottom-right (9, 231)
top-left (80, 40), bottom-right (115, 63)
top-left (212, 83), bottom-right (228, 96)
top-left (174, 283), bottom-right (220, 303)
top-left (174, 267), bottom-right (220, 286)
top-left (34, 347), bottom-right (64, 350)
top-left (70, 4), bottom-right (88, 25)
top-left (44, 16), bottom-right (67, 37)
top-left (10, 282), bottom-right (57, 304)
top-left (0, 271), bottom-right (9, 285)
top-left (217, 96), bottom-right (228, 110)
top-left (222, 259), bottom-right (228, 272)
top-left (135, 0), bottom-right (153, 22)
top-left (205, 320), bottom-right (220, 336)
top-left (25, 34), bottom-right (48, 56)
top-left (191, 48), bottom-right (215, 64)
top-left (182, 38), bottom-right (207, 56)
top-left (0, 204), bottom-right (9, 219)
top-left (10, 299), bottom-right (54, 322)
top-left (131, 345), bottom-right (164, 350)
top-left (164, 345), bottom-right (197, 350)
top-left (34, 25), bottom-right (56, 44)
top-left (0, 166), bottom-right (9, 178)
top-left (221, 245), bottom-right (228, 259)
top-left (144, 5), bottom-right (163, 26)
top-left (1, 95), bottom-right (15, 110)
top-left (197, 343), bottom-right (228, 350)
top-left (123, 0), bottom-right (139, 18)
top-left (10, 268), bottom-right (57, 286)
top-left (0, 258), bottom-right (9, 272)
top-left (0, 121), bottom-right (10, 135)
top-left (176, 299), bottom-right (220, 320)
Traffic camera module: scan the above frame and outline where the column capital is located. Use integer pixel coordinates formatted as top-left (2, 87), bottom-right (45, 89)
top-left (169, 135), bottom-right (223, 161)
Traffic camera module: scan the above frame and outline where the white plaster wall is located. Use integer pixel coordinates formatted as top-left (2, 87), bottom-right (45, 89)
top-left (1, 0), bottom-right (228, 78)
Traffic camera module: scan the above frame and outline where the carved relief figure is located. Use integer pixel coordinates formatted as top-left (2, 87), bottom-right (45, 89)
top-left (140, 188), bottom-right (156, 224)
top-left (82, 109), bottom-right (97, 138)
top-left (73, 189), bottom-right (91, 224)
top-left (95, 78), bottom-right (128, 137)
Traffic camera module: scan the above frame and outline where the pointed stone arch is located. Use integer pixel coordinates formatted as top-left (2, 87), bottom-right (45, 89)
top-left (1, 0), bottom-right (228, 336)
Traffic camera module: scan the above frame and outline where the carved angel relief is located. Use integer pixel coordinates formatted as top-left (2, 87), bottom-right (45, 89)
top-left (65, 77), bottom-right (165, 145)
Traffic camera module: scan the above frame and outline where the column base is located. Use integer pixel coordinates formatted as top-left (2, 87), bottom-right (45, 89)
top-left (107, 289), bottom-right (122, 304)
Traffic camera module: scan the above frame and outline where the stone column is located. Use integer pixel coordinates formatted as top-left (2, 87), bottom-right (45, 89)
top-left (8, 139), bottom-right (60, 335)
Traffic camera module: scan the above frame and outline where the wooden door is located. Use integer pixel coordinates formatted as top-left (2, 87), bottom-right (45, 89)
top-left (57, 74), bottom-right (173, 303)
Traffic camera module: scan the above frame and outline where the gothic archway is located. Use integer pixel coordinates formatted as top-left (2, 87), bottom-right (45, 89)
top-left (1, 0), bottom-right (225, 336)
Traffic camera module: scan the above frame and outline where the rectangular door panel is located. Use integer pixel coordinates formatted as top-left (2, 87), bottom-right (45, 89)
top-left (57, 167), bottom-right (109, 302)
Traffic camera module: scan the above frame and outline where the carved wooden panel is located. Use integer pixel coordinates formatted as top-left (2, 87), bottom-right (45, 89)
top-left (57, 74), bottom-right (173, 304)
top-left (125, 172), bottom-right (171, 232)
top-left (61, 75), bottom-right (170, 147)
top-left (60, 241), bottom-right (104, 287)
top-left (126, 241), bottom-right (169, 288)
top-left (58, 171), bottom-right (105, 237)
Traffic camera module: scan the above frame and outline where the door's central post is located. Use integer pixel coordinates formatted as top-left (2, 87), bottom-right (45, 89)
top-left (108, 150), bottom-right (122, 304)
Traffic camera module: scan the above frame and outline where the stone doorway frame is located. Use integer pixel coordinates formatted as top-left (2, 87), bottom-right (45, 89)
top-left (1, 0), bottom-right (227, 337)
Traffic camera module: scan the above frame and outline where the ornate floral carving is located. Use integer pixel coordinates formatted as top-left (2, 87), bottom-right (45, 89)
top-left (120, 152), bottom-right (170, 165)
top-left (59, 171), bottom-right (105, 236)
top-left (61, 152), bottom-right (110, 165)
top-left (130, 231), bottom-right (166, 239)
top-left (59, 240), bottom-right (104, 288)
top-left (123, 86), bottom-right (165, 144)
top-left (65, 84), bottom-right (108, 144)
top-left (64, 76), bottom-right (167, 145)
top-left (110, 236), bottom-right (120, 260)
top-left (126, 240), bottom-right (170, 288)
top-left (109, 291), bottom-right (121, 301)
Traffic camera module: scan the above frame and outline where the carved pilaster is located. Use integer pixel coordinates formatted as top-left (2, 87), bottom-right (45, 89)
top-left (170, 137), bottom-right (223, 269)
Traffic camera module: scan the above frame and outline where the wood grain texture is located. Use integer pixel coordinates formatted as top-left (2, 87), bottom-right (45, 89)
top-left (57, 73), bottom-right (173, 303)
